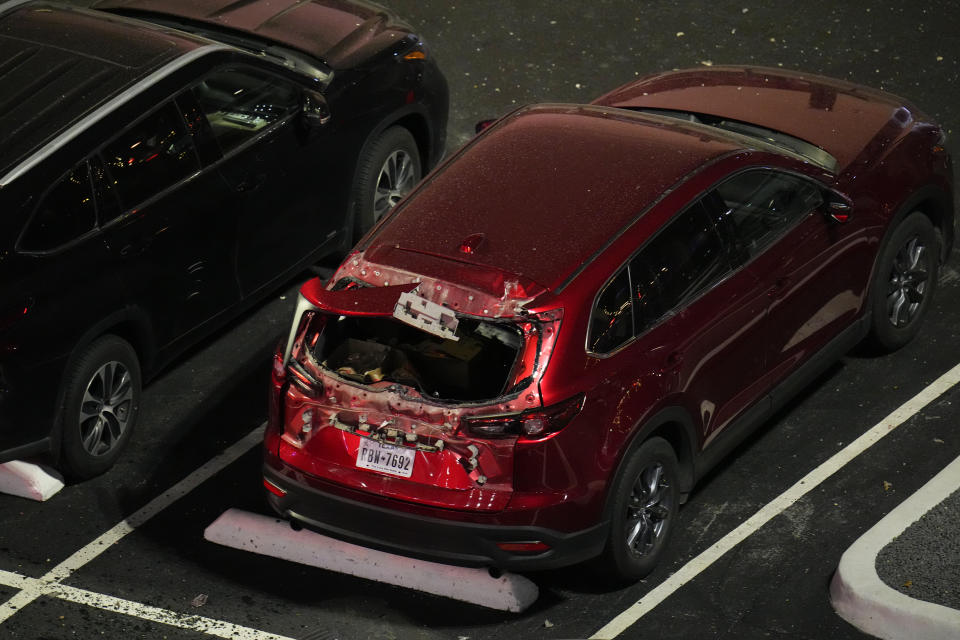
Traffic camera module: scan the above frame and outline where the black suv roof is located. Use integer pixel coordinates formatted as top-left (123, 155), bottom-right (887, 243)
top-left (0, 1), bottom-right (215, 182)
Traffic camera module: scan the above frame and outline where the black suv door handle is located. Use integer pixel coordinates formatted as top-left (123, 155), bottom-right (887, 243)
top-left (236, 173), bottom-right (266, 193)
top-left (768, 276), bottom-right (790, 298)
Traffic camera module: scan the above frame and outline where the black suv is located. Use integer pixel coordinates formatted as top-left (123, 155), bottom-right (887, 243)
top-left (0, 0), bottom-right (448, 478)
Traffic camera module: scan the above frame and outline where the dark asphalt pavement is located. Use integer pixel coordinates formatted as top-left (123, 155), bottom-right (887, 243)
top-left (3, 1), bottom-right (960, 639)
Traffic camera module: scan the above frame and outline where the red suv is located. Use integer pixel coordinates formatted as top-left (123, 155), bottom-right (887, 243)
top-left (263, 67), bottom-right (953, 580)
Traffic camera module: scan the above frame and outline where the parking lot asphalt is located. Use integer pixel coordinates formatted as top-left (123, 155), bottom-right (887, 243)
top-left (5, 1), bottom-right (960, 638)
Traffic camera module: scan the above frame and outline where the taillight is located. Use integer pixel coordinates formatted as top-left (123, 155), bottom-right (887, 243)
top-left (287, 360), bottom-right (324, 397)
top-left (462, 393), bottom-right (585, 440)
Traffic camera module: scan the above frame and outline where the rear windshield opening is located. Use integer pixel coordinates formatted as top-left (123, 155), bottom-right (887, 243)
top-left (307, 315), bottom-right (525, 402)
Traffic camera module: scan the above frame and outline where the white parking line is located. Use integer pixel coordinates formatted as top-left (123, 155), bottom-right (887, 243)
top-left (591, 361), bottom-right (960, 639)
top-left (0, 425), bottom-right (264, 630)
top-left (0, 569), bottom-right (296, 640)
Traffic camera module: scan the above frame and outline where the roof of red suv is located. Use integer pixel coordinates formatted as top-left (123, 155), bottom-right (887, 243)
top-left (0, 1), bottom-right (213, 182)
top-left (362, 104), bottom-right (744, 292)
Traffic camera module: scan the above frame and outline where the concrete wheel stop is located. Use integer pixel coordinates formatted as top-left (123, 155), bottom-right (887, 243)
top-left (204, 508), bottom-right (539, 612)
top-left (0, 460), bottom-right (65, 501)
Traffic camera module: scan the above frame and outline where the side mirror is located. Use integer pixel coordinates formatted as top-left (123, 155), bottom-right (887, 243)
top-left (475, 118), bottom-right (496, 134)
top-left (824, 192), bottom-right (853, 223)
top-left (301, 90), bottom-right (330, 127)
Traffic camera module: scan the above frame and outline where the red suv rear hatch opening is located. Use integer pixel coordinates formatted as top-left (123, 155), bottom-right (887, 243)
top-left (274, 279), bottom-right (561, 512)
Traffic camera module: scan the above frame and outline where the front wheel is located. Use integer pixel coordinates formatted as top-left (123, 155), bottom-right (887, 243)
top-left (353, 126), bottom-right (421, 239)
top-left (598, 437), bottom-right (679, 581)
top-left (60, 336), bottom-right (141, 479)
top-left (867, 212), bottom-right (938, 352)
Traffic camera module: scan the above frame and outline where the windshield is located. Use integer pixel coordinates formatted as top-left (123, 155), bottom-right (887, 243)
top-left (631, 107), bottom-right (838, 173)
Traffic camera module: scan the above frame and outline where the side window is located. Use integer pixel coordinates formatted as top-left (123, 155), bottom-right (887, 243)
top-left (589, 268), bottom-right (634, 354)
top-left (100, 102), bottom-right (199, 211)
top-left (19, 162), bottom-right (96, 252)
top-left (192, 67), bottom-right (300, 154)
top-left (712, 170), bottom-right (823, 265)
top-left (630, 202), bottom-right (728, 334)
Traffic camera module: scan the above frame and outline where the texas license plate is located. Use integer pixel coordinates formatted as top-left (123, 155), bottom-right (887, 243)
top-left (355, 439), bottom-right (415, 478)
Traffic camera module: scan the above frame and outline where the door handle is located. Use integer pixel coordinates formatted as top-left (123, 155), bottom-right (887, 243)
top-left (236, 173), bottom-right (266, 193)
top-left (662, 351), bottom-right (684, 373)
top-left (768, 276), bottom-right (790, 299)
top-left (119, 238), bottom-right (152, 256)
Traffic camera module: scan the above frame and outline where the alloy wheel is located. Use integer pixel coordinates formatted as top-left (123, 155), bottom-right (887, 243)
top-left (624, 461), bottom-right (672, 557)
top-left (372, 149), bottom-right (417, 222)
top-left (78, 360), bottom-right (134, 456)
top-left (887, 235), bottom-right (929, 328)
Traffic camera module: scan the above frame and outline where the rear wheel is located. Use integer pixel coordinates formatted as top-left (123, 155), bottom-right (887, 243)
top-left (598, 437), bottom-right (679, 581)
top-left (868, 212), bottom-right (938, 352)
top-left (353, 126), bottom-right (421, 239)
top-left (60, 336), bottom-right (141, 479)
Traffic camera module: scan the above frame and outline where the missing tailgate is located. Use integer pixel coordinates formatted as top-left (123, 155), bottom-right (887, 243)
top-left (293, 312), bottom-right (529, 402)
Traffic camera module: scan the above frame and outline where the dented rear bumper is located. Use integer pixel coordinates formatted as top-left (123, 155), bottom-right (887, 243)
top-left (263, 452), bottom-right (607, 571)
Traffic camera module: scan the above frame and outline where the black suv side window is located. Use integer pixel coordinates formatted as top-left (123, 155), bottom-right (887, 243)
top-left (589, 268), bottom-right (634, 354)
top-left (192, 67), bottom-right (300, 154)
top-left (19, 161), bottom-right (95, 252)
top-left (629, 201), bottom-right (728, 334)
top-left (100, 102), bottom-right (199, 212)
top-left (711, 170), bottom-right (823, 266)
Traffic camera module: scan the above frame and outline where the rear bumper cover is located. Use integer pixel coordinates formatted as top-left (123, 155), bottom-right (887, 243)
top-left (263, 455), bottom-right (607, 571)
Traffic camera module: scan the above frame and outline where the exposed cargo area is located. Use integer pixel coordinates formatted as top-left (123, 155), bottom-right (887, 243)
top-left (303, 314), bottom-right (525, 402)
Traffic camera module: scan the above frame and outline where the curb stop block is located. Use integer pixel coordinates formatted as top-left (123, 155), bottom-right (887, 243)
top-left (0, 460), bottom-right (65, 501)
top-left (204, 508), bottom-right (539, 612)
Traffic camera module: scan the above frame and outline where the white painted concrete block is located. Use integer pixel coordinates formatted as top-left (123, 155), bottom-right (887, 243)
top-left (830, 454), bottom-right (960, 640)
top-left (204, 508), bottom-right (539, 612)
top-left (0, 460), bottom-right (65, 501)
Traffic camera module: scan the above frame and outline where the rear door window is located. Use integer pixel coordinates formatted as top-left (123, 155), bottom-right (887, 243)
top-left (588, 201), bottom-right (730, 353)
top-left (99, 101), bottom-right (199, 212)
top-left (589, 268), bottom-right (634, 354)
top-left (629, 201), bottom-right (729, 334)
top-left (18, 161), bottom-right (96, 252)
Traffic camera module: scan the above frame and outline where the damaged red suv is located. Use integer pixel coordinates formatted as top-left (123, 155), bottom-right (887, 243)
top-left (263, 67), bottom-right (953, 579)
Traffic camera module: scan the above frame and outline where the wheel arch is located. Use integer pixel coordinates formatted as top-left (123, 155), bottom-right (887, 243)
top-left (389, 111), bottom-right (433, 171)
top-left (883, 185), bottom-right (954, 265)
top-left (343, 107), bottom-right (433, 242)
top-left (50, 307), bottom-right (156, 455)
top-left (602, 405), bottom-right (698, 518)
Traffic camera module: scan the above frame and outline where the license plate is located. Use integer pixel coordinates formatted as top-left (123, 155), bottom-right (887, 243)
top-left (355, 439), bottom-right (415, 478)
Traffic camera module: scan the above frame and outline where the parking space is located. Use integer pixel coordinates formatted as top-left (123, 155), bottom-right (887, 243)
top-left (4, 1), bottom-right (960, 638)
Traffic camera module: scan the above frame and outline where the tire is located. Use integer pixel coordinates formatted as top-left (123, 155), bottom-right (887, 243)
top-left (353, 126), bottom-right (421, 239)
top-left (598, 436), bottom-right (680, 581)
top-left (867, 212), bottom-right (939, 352)
top-left (60, 336), bottom-right (141, 479)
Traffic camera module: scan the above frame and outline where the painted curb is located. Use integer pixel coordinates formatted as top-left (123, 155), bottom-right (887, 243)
top-left (830, 454), bottom-right (960, 639)
top-left (204, 508), bottom-right (539, 612)
top-left (0, 460), bottom-right (65, 501)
